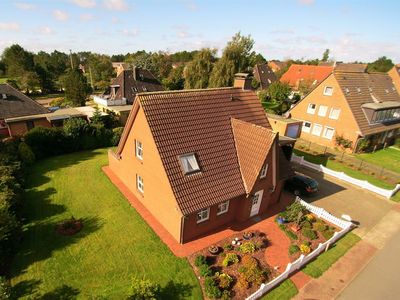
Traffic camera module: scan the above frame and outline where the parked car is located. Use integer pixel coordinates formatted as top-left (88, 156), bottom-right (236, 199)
top-left (284, 174), bottom-right (318, 196)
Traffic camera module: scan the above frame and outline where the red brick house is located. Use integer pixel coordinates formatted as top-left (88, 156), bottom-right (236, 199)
top-left (107, 76), bottom-right (292, 243)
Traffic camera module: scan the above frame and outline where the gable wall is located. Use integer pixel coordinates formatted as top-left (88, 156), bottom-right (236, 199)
top-left (389, 67), bottom-right (400, 94)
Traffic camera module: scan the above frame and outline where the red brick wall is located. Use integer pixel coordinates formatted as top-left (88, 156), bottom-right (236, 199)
top-left (8, 118), bottom-right (51, 137)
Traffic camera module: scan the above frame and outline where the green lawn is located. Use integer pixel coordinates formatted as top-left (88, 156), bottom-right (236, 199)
top-left (302, 233), bottom-right (361, 278)
top-left (261, 279), bottom-right (298, 300)
top-left (0, 77), bottom-right (9, 84)
top-left (293, 149), bottom-right (400, 202)
top-left (356, 147), bottom-right (400, 174)
top-left (11, 149), bottom-right (202, 299)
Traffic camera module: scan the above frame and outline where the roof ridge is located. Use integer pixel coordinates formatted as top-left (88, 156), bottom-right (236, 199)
top-left (136, 86), bottom-right (239, 97)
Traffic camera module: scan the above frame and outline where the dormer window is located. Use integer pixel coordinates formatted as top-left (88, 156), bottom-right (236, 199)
top-left (179, 153), bottom-right (200, 175)
top-left (323, 86), bottom-right (333, 96)
top-left (2, 94), bottom-right (7, 99)
top-left (260, 163), bottom-right (268, 179)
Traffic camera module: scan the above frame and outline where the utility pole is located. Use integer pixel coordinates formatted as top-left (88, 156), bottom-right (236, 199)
top-left (69, 49), bottom-right (74, 69)
top-left (89, 65), bottom-right (94, 89)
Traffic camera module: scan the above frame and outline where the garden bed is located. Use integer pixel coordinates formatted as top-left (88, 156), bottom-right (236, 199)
top-left (188, 230), bottom-right (279, 299)
top-left (276, 201), bottom-right (340, 261)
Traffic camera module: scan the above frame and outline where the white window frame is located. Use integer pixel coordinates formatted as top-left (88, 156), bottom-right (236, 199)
top-left (311, 123), bottom-right (323, 136)
top-left (322, 126), bottom-right (335, 140)
top-left (329, 108), bottom-right (341, 120)
top-left (136, 174), bottom-right (144, 193)
top-left (217, 200), bottom-right (229, 215)
top-left (318, 105), bottom-right (328, 117)
top-left (179, 153), bottom-right (200, 175)
top-left (302, 121), bottom-right (312, 133)
top-left (307, 103), bottom-right (317, 114)
top-left (323, 86), bottom-right (334, 96)
top-left (135, 140), bottom-right (143, 160)
top-left (260, 163), bottom-right (268, 179)
top-left (197, 208), bottom-right (210, 223)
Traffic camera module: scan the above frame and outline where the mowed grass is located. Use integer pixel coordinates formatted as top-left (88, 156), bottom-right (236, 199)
top-left (356, 147), bottom-right (400, 174)
top-left (302, 233), bottom-right (361, 278)
top-left (11, 149), bottom-right (202, 299)
top-left (261, 279), bottom-right (298, 300)
top-left (0, 77), bottom-right (9, 84)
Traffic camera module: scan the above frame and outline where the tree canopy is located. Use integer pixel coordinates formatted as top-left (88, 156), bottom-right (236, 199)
top-left (258, 81), bottom-right (292, 115)
top-left (184, 48), bottom-right (216, 89)
top-left (63, 69), bottom-right (92, 106)
top-left (367, 56), bottom-right (394, 73)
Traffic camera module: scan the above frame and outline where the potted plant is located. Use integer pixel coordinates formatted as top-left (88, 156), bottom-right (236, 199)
top-left (208, 245), bottom-right (220, 255)
top-left (243, 231), bottom-right (254, 240)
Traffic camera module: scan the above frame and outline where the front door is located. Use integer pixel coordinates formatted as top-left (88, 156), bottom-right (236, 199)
top-left (250, 190), bottom-right (264, 217)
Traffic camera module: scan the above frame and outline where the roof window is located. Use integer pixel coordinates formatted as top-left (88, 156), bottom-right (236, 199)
top-left (179, 153), bottom-right (201, 175)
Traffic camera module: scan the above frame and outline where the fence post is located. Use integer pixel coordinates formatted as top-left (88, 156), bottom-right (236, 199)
top-left (379, 166), bottom-right (385, 178)
top-left (340, 151), bottom-right (345, 162)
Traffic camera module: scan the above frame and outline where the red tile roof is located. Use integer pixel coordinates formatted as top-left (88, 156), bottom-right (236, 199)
top-left (280, 64), bottom-right (333, 89)
top-left (117, 87), bottom-right (275, 215)
top-left (231, 118), bottom-right (276, 193)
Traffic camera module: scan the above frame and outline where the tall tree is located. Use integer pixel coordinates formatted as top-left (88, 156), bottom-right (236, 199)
top-left (367, 56), bottom-right (394, 73)
top-left (162, 65), bottom-right (185, 90)
top-left (322, 49), bottom-right (330, 62)
top-left (258, 81), bottom-right (292, 115)
top-left (184, 48), bottom-right (216, 89)
top-left (63, 69), bottom-right (92, 106)
top-left (209, 32), bottom-right (255, 87)
top-left (1, 44), bottom-right (34, 77)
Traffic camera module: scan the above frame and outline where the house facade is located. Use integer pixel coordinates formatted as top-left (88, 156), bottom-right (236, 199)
top-left (107, 77), bottom-right (292, 243)
top-left (289, 68), bottom-right (400, 152)
top-left (388, 64), bottom-right (400, 92)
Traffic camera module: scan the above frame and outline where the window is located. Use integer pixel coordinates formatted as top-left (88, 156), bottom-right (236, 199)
top-left (302, 121), bottom-right (312, 133)
top-left (197, 208), bottom-right (210, 223)
top-left (26, 121), bottom-right (35, 131)
top-left (311, 124), bottom-right (323, 136)
top-left (307, 103), bottom-right (316, 114)
top-left (217, 201), bottom-right (229, 215)
top-left (318, 105), bottom-right (328, 117)
top-left (260, 163), bottom-right (268, 178)
top-left (136, 175), bottom-right (144, 193)
top-left (323, 86), bottom-right (333, 96)
top-left (179, 153), bottom-right (200, 175)
top-left (135, 140), bottom-right (143, 160)
top-left (322, 126), bottom-right (335, 140)
top-left (329, 108), bottom-right (341, 120)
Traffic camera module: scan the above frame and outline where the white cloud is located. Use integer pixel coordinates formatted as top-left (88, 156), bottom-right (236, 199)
top-left (15, 2), bottom-right (36, 10)
top-left (38, 26), bottom-right (54, 35)
top-left (122, 28), bottom-right (139, 36)
top-left (72, 0), bottom-right (96, 8)
top-left (103, 0), bottom-right (128, 11)
top-left (298, 0), bottom-right (315, 5)
top-left (0, 22), bottom-right (20, 31)
top-left (80, 13), bottom-right (94, 21)
top-left (179, 0), bottom-right (198, 11)
top-left (53, 10), bottom-right (69, 21)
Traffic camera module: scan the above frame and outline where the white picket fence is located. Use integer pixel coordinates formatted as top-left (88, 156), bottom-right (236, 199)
top-left (291, 153), bottom-right (400, 199)
top-left (246, 198), bottom-right (353, 300)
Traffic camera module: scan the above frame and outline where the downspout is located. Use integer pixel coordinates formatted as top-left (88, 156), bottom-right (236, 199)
top-left (179, 214), bottom-right (185, 244)
top-left (272, 139), bottom-right (277, 191)
top-left (353, 136), bottom-right (365, 153)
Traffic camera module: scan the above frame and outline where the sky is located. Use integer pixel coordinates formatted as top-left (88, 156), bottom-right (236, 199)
top-left (0, 0), bottom-right (400, 62)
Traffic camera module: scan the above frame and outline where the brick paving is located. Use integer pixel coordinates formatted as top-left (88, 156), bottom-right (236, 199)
top-left (103, 166), bottom-right (311, 289)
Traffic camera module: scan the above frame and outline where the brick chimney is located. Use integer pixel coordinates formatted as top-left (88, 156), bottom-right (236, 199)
top-left (233, 73), bottom-right (252, 90)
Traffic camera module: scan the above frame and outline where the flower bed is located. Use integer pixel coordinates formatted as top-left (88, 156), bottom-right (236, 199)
top-left (188, 230), bottom-right (278, 299)
top-left (276, 201), bottom-right (339, 260)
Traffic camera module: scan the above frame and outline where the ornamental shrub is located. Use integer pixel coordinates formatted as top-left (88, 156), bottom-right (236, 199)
top-left (128, 277), bottom-right (160, 300)
top-left (300, 244), bottom-right (311, 254)
top-left (305, 214), bottom-right (315, 222)
top-left (302, 228), bottom-right (317, 240)
top-left (288, 244), bottom-right (300, 255)
top-left (313, 221), bottom-right (327, 232)
top-left (322, 230), bottom-right (335, 240)
top-left (194, 255), bottom-right (207, 267)
top-left (218, 273), bottom-right (233, 289)
top-left (111, 127), bottom-right (124, 146)
top-left (301, 220), bottom-right (312, 229)
top-left (222, 253), bottom-right (239, 267)
top-left (199, 264), bottom-right (213, 277)
top-left (204, 277), bottom-right (222, 299)
top-left (0, 276), bottom-right (11, 300)
top-left (223, 243), bottom-right (233, 251)
top-left (238, 256), bottom-right (265, 287)
top-left (282, 201), bottom-right (308, 222)
top-left (239, 242), bottom-right (256, 254)
top-left (18, 142), bottom-right (35, 165)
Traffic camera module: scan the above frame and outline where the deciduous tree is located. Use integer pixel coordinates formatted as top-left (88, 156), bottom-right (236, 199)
top-left (184, 48), bottom-right (216, 89)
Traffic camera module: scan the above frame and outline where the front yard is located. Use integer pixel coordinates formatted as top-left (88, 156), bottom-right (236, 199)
top-left (356, 147), bottom-right (400, 174)
top-left (11, 149), bottom-right (202, 299)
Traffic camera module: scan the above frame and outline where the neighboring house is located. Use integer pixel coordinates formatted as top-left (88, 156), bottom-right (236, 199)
top-left (112, 62), bottom-right (130, 76)
top-left (268, 60), bottom-right (287, 73)
top-left (280, 64), bottom-right (333, 92)
top-left (107, 75), bottom-right (293, 244)
top-left (388, 64), bottom-right (400, 92)
top-left (5, 106), bottom-right (105, 137)
top-left (289, 67), bottom-right (400, 152)
top-left (93, 67), bottom-right (164, 108)
top-left (253, 64), bottom-right (277, 89)
top-left (334, 63), bottom-right (367, 73)
top-left (0, 83), bottom-right (49, 137)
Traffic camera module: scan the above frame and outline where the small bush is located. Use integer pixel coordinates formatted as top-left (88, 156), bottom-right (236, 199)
top-left (313, 221), bottom-right (327, 232)
top-left (300, 244), bottom-right (311, 254)
top-left (279, 224), bottom-right (298, 240)
top-left (238, 256), bottom-right (266, 287)
top-left (199, 264), bottom-right (213, 277)
top-left (223, 243), bottom-right (233, 251)
top-left (221, 289), bottom-right (231, 300)
top-left (128, 277), bottom-right (160, 300)
top-left (322, 230), bottom-right (335, 240)
top-left (281, 201), bottom-right (308, 222)
top-left (305, 214), bottom-right (315, 222)
top-left (18, 142), bottom-right (35, 165)
top-left (194, 255), bottom-right (207, 267)
top-left (111, 127), bottom-right (124, 146)
top-left (222, 253), bottom-right (239, 267)
top-left (302, 240), bottom-right (311, 246)
top-left (239, 242), bottom-right (256, 254)
top-left (301, 220), bottom-right (312, 229)
top-left (288, 244), bottom-right (300, 255)
top-left (204, 277), bottom-right (222, 299)
top-left (0, 276), bottom-right (11, 299)
top-left (302, 228), bottom-right (317, 240)
top-left (218, 273), bottom-right (233, 289)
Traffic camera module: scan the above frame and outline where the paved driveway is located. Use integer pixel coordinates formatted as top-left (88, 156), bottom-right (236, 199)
top-left (293, 165), bottom-right (394, 237)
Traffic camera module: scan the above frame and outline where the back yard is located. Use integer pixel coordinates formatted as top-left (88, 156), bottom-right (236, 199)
top-left (11, 149), bottom-right (202, 299)
top-left (356, 147), bottom-right (400, 174)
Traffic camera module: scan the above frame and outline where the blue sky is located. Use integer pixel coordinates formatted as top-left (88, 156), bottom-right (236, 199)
top-left (0, 0), bottom-right (399, 62)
